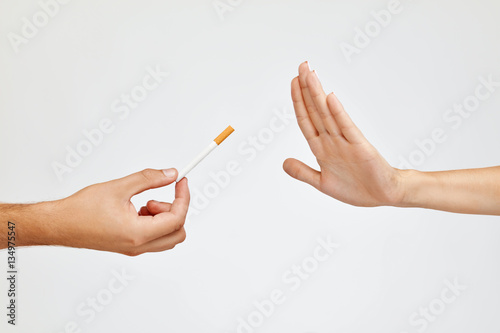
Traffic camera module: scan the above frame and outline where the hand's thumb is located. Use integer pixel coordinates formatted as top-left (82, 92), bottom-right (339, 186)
top-left (116, 168), bottom-right (178, 197)
top-left (283, 158), bottom-right (321, 189)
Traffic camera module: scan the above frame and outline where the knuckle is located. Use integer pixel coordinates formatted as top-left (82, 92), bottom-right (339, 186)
top-left (140, 169), bottom-right (156, 183)
top-left (178, 228), bottom-right (187, 243)
top-left (176, 218), bottom-right (186, 231)
top-left (122, 246), bottom-right (142, 257)
top-left (165, 244), bottom-right (176, 251)
top-left (319, 112), bottom-right (330, 120)
top-left (132, 251), bottom-right (143, 257)
top-left (309, 90), bottom-right (320, 98)
top-left (127, 232), bottom-right (146, 248)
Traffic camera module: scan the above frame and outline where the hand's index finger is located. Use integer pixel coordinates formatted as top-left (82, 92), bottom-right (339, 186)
top-left (298, 63), bottom-right (326, 134)
top-left (170, 178), bottom-right (190, 218)
top-left (306, 71), bottom-right (342, 138)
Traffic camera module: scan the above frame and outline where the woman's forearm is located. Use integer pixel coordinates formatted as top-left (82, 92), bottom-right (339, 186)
top-left (398, 167), bottom-right (500, 215)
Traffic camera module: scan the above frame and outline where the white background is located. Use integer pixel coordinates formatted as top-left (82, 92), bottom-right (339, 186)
top-left (1, 0), bottom-right (500, 332)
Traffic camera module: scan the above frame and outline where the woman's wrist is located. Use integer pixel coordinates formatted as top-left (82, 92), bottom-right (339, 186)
top-left (394, 169), bottom-right (432, 209)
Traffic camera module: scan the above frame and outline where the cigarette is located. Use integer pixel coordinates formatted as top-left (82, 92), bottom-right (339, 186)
top-left (176, 126), bottom-right (235, 182)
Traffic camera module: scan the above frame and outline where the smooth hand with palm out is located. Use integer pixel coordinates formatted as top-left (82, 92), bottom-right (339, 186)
top-left (283, 62), bottom-right (406, 207)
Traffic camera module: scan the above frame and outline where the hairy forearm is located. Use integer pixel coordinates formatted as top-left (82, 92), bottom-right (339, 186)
top-left (0, 201), bottom-right (64, 249)
top-left (398, 167), bottom-right (500, 215)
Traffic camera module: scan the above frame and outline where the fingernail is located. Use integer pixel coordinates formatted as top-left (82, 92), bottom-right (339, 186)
top-left (306, 61), bottom-right (311, 71)
top-left (162, 168), bottom-right (177, 178)
top-left (313, 70), bottom-right (319, 78)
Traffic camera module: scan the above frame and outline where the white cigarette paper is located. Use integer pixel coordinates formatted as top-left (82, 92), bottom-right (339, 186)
top-left (176, 126), bottom-right (234, 182)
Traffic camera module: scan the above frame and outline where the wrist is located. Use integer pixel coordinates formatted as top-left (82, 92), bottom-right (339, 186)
top-left (33, 200), bottom-right (68, 247)
top-left (395, 169), bottom-right (431, 208)
top-left (8, 200), bottom-right (66, 247)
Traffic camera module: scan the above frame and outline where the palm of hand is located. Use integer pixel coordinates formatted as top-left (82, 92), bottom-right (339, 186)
top-left (284, 63), bottom-right (404, 207)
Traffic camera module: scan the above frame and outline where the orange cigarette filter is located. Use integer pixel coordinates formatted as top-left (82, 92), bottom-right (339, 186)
top-left (214, 126), bottom-right (235, 145)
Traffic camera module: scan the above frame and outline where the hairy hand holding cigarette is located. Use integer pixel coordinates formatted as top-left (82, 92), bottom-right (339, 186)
top-left (0, 169), bottom-right (190, 256)
top-left (0, 126), bottom-right (236, 255)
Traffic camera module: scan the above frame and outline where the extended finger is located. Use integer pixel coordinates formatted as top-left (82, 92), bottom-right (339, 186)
top-left (291, 76), bottom-right (318, 140)
top-left (306, 71), bottom-right (342, 137)
top-left (326, 93), bottom-right (366, 144)
top-left (298, 62), bottom-right (326, 133)
top-left (283, 158), bottom-right (321, 190)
